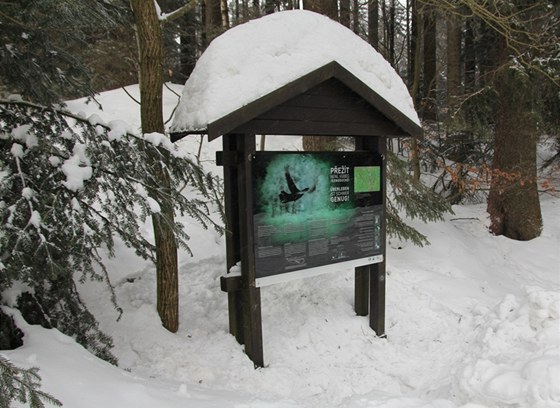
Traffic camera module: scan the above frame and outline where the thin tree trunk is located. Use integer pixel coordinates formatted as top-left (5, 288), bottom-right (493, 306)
top-left (352, 0), bottom-right (359, 34)
top-left (464, 18), bottom-right (476, 93)
top-left (381, 0), bottom-right (388, 57)
top-left (265, 0), bottom-right (275, 14)
top-left (306, 0), bottom-right (338, 19)
top-left (130, 0), bottom-right (179, 332)
top-left (409, 0), bottom-right (421, 181)
top-left (368, 0), bottom-right (379, 49)
top-left (220, 0), bottom-right (230, 28)
top-left (205, 0), bottom-right (222, 45)
top-left (253, 0), bottom-right (260, 17)
top-left (388, 0), bottom-right (395, 66)
top-left (407, 0), bottom-right (416, 88)
top-left (421, 4), bottom-right (437, 121)
top-left (178, 10), bottom-right (197, 83)
top-left (446, 12), bottom-right (461, 112)
top-left (340, 0), bottom-right (350, 26)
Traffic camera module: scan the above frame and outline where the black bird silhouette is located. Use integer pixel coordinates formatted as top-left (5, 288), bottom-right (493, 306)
top-left (279, 168), bottom-right (314, 203)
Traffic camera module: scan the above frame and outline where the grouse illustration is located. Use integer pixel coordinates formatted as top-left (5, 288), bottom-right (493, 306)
top-left (279, 167), bottom-right (315, 203)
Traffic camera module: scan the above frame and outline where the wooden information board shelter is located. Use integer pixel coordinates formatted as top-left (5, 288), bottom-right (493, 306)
top-left (171, 61), bottom-right (422, 368)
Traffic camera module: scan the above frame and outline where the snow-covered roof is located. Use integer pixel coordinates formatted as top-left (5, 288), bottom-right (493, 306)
top-left (170, 10), bottom-right (420, 138)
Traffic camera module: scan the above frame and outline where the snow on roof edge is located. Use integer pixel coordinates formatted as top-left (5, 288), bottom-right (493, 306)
top-left (170, 10), bottom-right (420, 135)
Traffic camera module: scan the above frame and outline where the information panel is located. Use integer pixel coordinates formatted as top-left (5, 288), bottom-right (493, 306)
top-left (252, 152), bottom-right (383, 284)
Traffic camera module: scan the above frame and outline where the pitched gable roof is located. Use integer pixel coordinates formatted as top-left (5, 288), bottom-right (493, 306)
top-left (170, 11), bottom-right (421, 142)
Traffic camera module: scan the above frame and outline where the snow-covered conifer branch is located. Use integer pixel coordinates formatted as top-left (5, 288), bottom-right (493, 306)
top-left (156, 0), bottom-right (197, 23)
top-left (0, 99), bottom-right (224, 365)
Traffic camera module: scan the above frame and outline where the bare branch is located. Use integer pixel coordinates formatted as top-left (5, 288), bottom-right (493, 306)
top-left (121, 86), bottom-right (141, 105)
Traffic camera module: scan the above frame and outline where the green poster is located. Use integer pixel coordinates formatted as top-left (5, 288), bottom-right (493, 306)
top-left (252, 152), bottom-right (384, 281)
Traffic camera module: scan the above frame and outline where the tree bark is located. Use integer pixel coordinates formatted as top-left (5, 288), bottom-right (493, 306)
top-left (352, 0), bottom-right (359, 34)
top-left (302, 135), bottom-right (336, 151)
top-left (421, 4), bottom-right (437, 121)
top-left (178, 9), bottom-right (198, 83)
top-left (303, 0), bottom-right (337, 19)
top-left (340, 0), bottom-right (350, 27)
top-left (464, 18), bottom-right (476, 94)
top-left (446, 11), bottom-right (461, 111)
top-left (388, 0), bottom-right (396, 66)
top-left (220, 0), bottom-right (230, 29)
top-left (487, 39), bottom-right (542, 241)
top-left (407, 0), bottom-right (417, 89)
top-left (264, 0), bottom-right (275, 14)
top-left (409, 0), bottom-right (421, 181)
top-left (130, 0), bottom-right (179, 332)
top-left (205, 0), bottom-right (222, 45)
top-left (368, 0), bottom-right (379, 49)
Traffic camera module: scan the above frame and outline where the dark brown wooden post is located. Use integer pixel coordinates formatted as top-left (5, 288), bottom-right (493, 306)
top-left (370, 262), bottom-right (386, 337)
top-left (238, 134), bottom-right (264, 367)
top-left (354, 136), bottom-right (371, 317)
top-left (354, 265), bottom-right (369, 316)
top-left (219, 133), bottom-right (264, 367)
top-left (220, 135), bottom-right (244, 344)
top-left (370, 136), bottom-right (387, 337)
top-left (354, 135), bottom-right (386, 337)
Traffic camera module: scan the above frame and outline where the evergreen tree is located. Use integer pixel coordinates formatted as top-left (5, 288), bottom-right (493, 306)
top-left (0, 354), bottom-right (62, 408)
top-left (0, 99), bottom-right (222, 361)
top-left (387, 151), bottom-right (451, 246)
top-left (0, 0), bottom-right (126, 104)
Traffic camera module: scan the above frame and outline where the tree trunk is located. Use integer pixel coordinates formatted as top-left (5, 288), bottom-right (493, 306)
top-left (487, 40), bottom-right (542, 241)
top-left (264, 0), bottom-right (275, 14)
top-left (205, 0), bottom-right (222, 45)
top-left (464, 18), bottom-right (476, 94)
top-left (253, 0), bottom-right (261, 17)
top-left (421, 4), bottom-right (437, 121)
top-left (220, 0), bottom-right (230, 29)
top-left (302, 136), bottom-right (336, 151)
top-left (409, 0), bottom-right (421, 181)
top-left (381, 1), bottom-right (388, 58)
top-left (178, 10), bottom-right (198, 83)
top-left (340, 0), bottom-right (350, 27)
top-left (303, 0), bottom-right (337, 19)
top-left (446, 12), bottom-right (461, 112)
top-left (368, 0), bottom-right (379, 49)
top-left (407, 0), bottom-right (417, 89)
top-left (130, 0), bottom-right (179, 332)
top-left (388, 0), bottom-right (396, 66)
top-left (352, 0), bottom-right (359, 34)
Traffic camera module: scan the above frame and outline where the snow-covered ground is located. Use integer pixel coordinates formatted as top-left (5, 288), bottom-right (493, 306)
top-left (3, 85), bottom-right (560, 408)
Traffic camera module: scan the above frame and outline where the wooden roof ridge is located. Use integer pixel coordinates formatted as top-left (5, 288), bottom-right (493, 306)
top-left (170, 61), bottom-right (423, 142)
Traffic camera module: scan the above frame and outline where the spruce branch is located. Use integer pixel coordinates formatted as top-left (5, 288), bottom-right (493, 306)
top-left (0, 354), bottom-right (62, 408)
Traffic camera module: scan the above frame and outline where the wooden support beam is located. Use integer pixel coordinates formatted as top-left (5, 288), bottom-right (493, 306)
top-left (354, 265), bottom-right (369, 316)
top-left (216, 150), bottom-right (242, 167)
top-left (242, 286), bottom-right (264, 367)
top-left (220, 275), bottom-right (242, 292)
top-left (354, 135), bottom-right (387, 337)
top-left (220, 133), bottom-right (264, 367)
top-left (370, 136), bottom-right (387, 337)
top-left (233, 133), bottom-right (264, 368)
top-left (369, 262), bottom-right (386, 337)
top-left (221, 135), bottom-right (244, 345)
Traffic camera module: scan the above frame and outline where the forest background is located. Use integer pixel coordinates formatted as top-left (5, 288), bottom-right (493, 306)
top-left (0, 0), bottom-right (559, 406)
